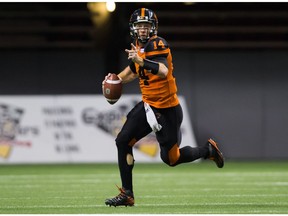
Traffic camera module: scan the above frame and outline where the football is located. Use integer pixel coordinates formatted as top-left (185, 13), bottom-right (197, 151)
top-left (103, 73), bottom-right (122, 104)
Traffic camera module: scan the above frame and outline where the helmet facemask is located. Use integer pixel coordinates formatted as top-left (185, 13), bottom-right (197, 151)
top-left (131, 21), bottom-right (156, 44)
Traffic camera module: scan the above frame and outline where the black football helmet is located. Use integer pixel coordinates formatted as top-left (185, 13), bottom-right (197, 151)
top-left (129, 8), bottom-right (158, 43)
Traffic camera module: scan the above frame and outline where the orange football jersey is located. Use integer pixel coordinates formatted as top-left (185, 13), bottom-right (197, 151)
top-left (130, 36), bottom-right (179, 108)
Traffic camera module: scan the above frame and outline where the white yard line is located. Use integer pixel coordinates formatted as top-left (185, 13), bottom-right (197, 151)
top-left (0, 193), bottom-right (287, 200)
top-left (1, 202), bottom-right (288, 209)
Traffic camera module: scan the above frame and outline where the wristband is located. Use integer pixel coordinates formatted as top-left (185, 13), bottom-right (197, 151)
top-left (143, 59), bottom-right (159, 75)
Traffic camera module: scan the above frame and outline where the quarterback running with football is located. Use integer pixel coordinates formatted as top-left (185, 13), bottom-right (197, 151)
top-left (103, 8), bottom-right (224, 207)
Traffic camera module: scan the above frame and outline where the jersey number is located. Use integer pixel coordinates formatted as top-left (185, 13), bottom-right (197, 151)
top-left (153, 40), bottom-right (165, 49)
top-left (139, 39), bottom-right (165, 85)
top-left (139, 67), bottom-right (149, 86)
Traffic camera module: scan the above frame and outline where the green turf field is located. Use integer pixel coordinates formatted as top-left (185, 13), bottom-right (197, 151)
top-left (0, 161), bottom-right (287, 214)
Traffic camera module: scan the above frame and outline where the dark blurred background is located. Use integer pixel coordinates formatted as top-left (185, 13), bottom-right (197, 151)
top-left (0, 2), bottom-right (287, 160)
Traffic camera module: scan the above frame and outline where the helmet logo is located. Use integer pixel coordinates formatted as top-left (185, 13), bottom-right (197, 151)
top-left (137, 16), bottom-right (148, 21)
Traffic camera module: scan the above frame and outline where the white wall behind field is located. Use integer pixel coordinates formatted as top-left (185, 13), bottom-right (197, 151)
top-left (0, 95), bottom-right (196, 164)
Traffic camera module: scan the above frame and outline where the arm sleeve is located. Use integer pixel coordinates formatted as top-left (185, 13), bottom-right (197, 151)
top-left (129, 61), bottom-right (137, 74)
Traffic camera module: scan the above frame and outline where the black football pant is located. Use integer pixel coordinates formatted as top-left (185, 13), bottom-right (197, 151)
top-left (115, 101), bottom-right (209, 192)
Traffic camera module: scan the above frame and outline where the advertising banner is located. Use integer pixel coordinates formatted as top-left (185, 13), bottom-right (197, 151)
top-left (0, 95), bottom-right (197, 164)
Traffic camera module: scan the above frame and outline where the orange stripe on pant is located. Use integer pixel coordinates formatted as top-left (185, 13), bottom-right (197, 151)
top-left (168, 144), bottom-right (180, 165)
top-left (128, 138), bottom-right (137, 147)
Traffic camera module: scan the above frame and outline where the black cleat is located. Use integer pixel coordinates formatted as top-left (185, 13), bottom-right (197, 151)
top-left (207, 138), bottom-right (224, 168)
top-left (105, 185), bottom-right (135, 207)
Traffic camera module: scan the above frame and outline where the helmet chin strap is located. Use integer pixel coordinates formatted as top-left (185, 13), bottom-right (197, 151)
top-left (138, 36), bottom-right (149, 44)
top-left (134, 31), bottom-right (149, 44)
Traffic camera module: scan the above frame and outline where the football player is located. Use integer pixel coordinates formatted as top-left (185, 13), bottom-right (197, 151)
top-left (103, 8), bottom-right (224, 207)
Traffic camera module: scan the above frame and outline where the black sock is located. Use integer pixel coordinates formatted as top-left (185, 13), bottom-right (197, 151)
top-left (116, 142), bottom-right (134, 192)
top-left (175, 145), bottom-right (209, 165)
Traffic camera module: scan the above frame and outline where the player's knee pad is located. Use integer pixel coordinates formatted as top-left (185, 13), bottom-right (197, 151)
top-left (116, 131), bottom-right (137, 148)
top-left (115, 131), bottom-right (128, 145)
top-left (115, 139), bottom-right (125, 150)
